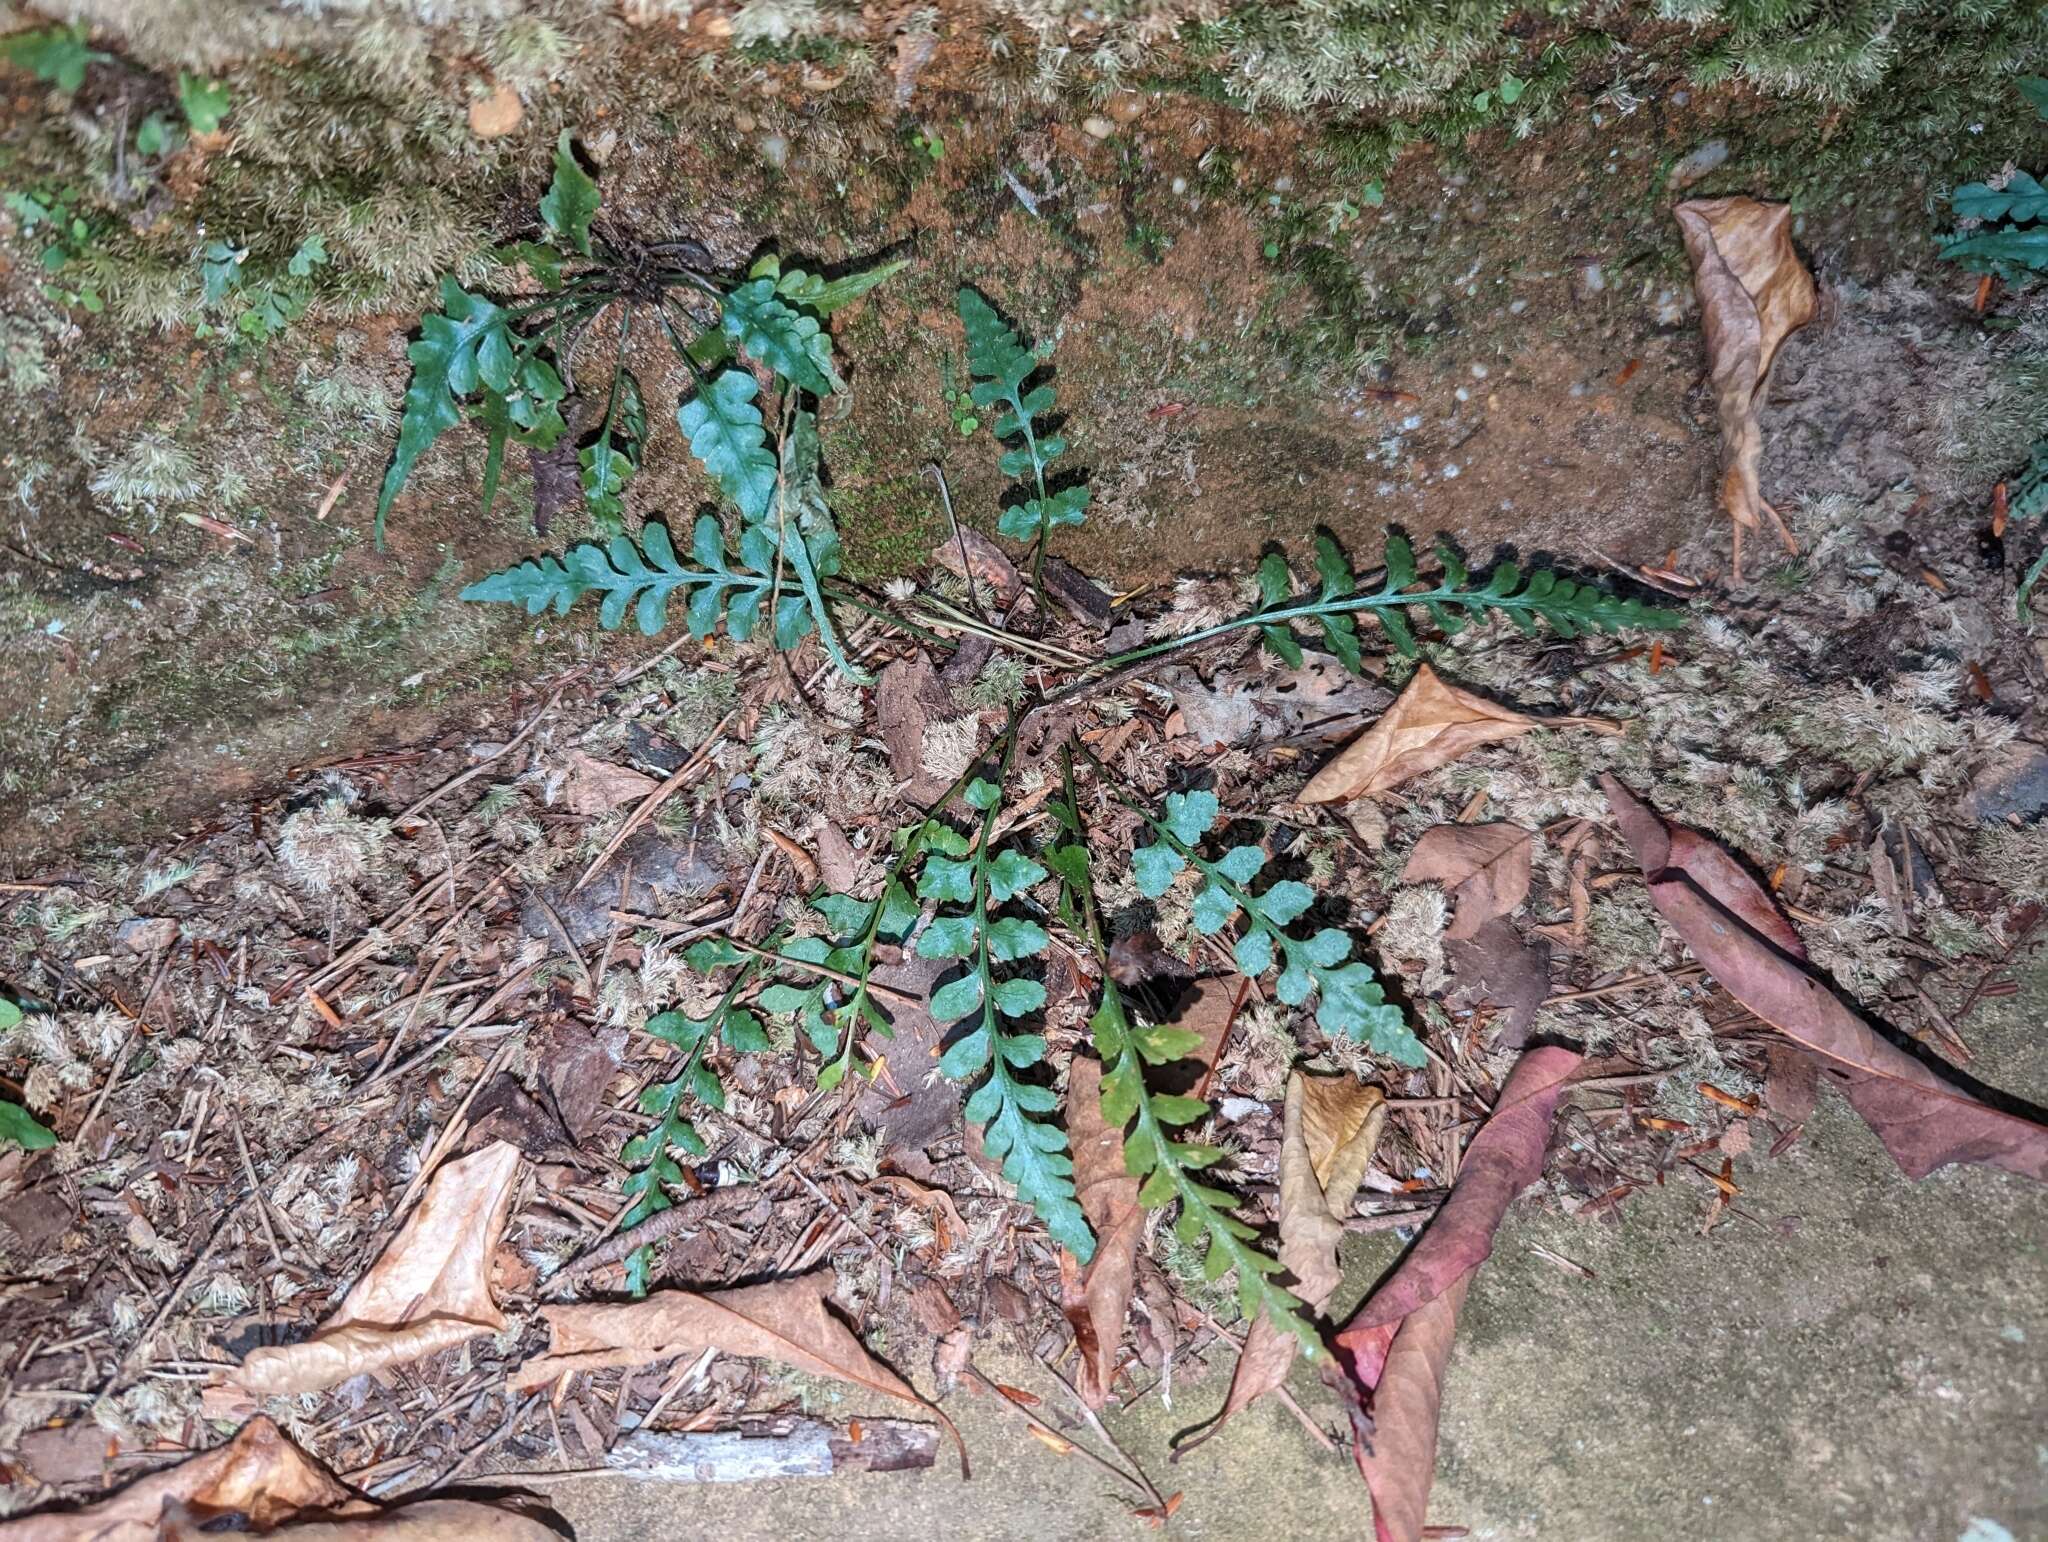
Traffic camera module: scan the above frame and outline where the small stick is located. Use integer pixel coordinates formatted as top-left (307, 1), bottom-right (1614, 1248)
top-left (573, 707), bottom-right (740, 894)
top-left (965, 1364), bottom-right (1151, 1502)
top-left (529, 886), bottom-right (597, 999)
top-left (229, 1106), bottom-right (286, 1269)
top-left (716, 935), bottom-right (923, 1009)
top-left (1545, 966), bottom-right (1703, 1005)
top-left (1034, 1352), bottom-right (1169, 1513)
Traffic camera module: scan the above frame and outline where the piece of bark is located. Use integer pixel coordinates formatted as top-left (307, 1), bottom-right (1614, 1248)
top-left (1674, 196), bottom-right (1817, 580)
top-left (602, 1417), bottom-right (938, 1483)
top-left (1300, 665), bottom-right (1616, 804)
top-left (1040, 555), bottom-right (1114, 629)
top-left (231, 1143), bottom-right (523, 1397)
top-left (1601, 775), bottom-right (2048, 1182)
top-left (1401, 824), bottom-right (1535, 940)
top-left (852, 951), bottom-right (961, 1150)
top-left (1444, 918), bottom-right (1552, 1049)
top-left (1061, 1056), bottom-right (1143, 1407)
top-left (537, 1021), bottom-right (624, 1142)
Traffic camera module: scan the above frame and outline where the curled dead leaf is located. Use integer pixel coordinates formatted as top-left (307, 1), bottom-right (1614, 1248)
top-left (0, 1417), bottom-right (558, 1541)
top-left (1400, 824), bottom-right (1535, 940)
top-left (1327, 1045), bottom-right (1581, 1542)
top-left (510, 1269), bottom-right (966, 1473)
top-left (1674, 196), bottom-right (1817, 581)
top-left (1194, 1073), bottom-right (1385, 1445)
top-left (1600, 775), bottom-right (2048, 1183)
top-left (231, 1142), bottom-right (522, 1398)
top-left (1062, 1056), bottom-right (1143, 1409)
top-left (1300, 665), bottom-right (1617, 804)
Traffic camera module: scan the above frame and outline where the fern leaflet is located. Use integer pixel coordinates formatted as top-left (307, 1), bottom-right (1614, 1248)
top-left (1051, 756), bottom-right (1319, 1354)
top-left (618, 943), bottom-right (772, 1293)
top-left (958, 287), bottom-right (1088, 584)
top-left (1127, 786), bottom-right (1420, 1063)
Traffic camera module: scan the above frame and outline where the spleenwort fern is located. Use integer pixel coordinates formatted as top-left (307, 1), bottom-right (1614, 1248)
top-left (463, 516), bottom-right (775, 637)
top-left (618, 939), bottom-right (773, 1294)
top-left (1120, 781), bottom-right (1421, 1065)
top-left (958, 286), bottom-right (1088, 604)
top-left (1090, 531), bottom-right (1680, 682)
top-left (1052, 755), bottom-right (1320, 1355)
top-left (914, 731), bottom-right (1090, 1259)
top-left (380, 129), bottom-right (898, 688)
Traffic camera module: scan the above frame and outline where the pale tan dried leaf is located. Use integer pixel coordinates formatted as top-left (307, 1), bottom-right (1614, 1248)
top-left (232, 1143), bottom-right (522, 1397)
top-left (1299, 666), bottom-right (1616, 804)
top-left (562, 750), bottom-right (659, 815)
top-left (1201, 1074), bottom-right (1385, 1438)
top-left (1674, 196), bottom-right (1817, 580)
top-left (0, 1417), bottom-right (355, 1541)
top-left (1400, 824), bottom-right (1535, 940)
top-left (511, 1270), bottom-right (963, 1467)
top-left (1061, 1057), bottom-right (1143, 1408)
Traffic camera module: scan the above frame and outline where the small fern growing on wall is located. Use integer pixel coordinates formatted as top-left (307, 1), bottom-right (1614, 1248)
top-left (957, 286), bottom-right (1087, 605)
top-left (377, 130), bottom-right (900, 679)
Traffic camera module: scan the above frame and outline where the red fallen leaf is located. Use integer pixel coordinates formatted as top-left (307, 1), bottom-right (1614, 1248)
top-left (1326, 1045), bottom-right (1581, 1542)
top-left (1601, 775), bottom-right (2048, 1182)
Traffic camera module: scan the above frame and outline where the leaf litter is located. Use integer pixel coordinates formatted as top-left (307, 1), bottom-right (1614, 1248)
top-left (3, 462), bottom-right (2047, 1540)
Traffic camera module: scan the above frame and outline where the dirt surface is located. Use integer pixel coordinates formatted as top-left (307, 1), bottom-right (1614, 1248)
top-left (554, 1031), bottom-right (2048, 1542)
top-left (6, 8), bottom-right (2048, 1540)
top-left (6, 1), bottom-right (2041, 867)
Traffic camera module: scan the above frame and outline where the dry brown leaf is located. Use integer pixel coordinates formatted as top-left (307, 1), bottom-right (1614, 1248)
top-left (1339, 1277), bottom-right (1469, 1542)
top-left (1, 1417), bottom-right (563, 1541)
top-left (0, 1418), bottom-right (355, 1541)
top-left (1443, 918), bottom-right (1551, 1050)
top-left (510, 1270), bottom-right (965, 1470)
top-left (1328, 1046), bottom-right (1581, 1542)
top-left (1401, 824), bottom-right (1535, 940)
top-left (232, 1142), bottom-right (522, 1397)
top-left (466, 82), bottom-right (524, 139)
top-left (1061, 1057), bottom-right (1143, 1408)
top-left (1196, 1074), bottom-right (1385, 1444)
top-left (813, 820), bottom-right (861, 893)
top-left (562, 750), bottom-right (660, 815)
top-left (1299, 665), bottom-right (1617, 804)
top-left (1601, 776), bottom-right (2048, 1182)
top-left (1675, 196), bottom-right (1817, 580)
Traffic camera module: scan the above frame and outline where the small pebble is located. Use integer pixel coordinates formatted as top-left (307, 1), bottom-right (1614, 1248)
top-left (1081, 115), bottom-right (1114, 140)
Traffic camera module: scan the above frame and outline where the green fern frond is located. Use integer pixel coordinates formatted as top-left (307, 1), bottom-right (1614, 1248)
top-left (1052, 760), bottom-right (1318, 1353)
top-left (958, 287), bottom-right (1089, 549)
top-left (917, 757), bottom-right (1091, 1259)
top-left (461, 516), bottom-right (774, 638)
top-left (618, 940), bottom-right (773, 1293)
top-left (1108, 529), bottom-right (1680, 680)
top-left (677, 367), bottom-right (779, 523)
top-left (722, 276), bottom-right (839, 396)
top-left (375, 276), bottom-right (519, 545)
top-left (1130, 787), bottom-right (1420, 1063)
